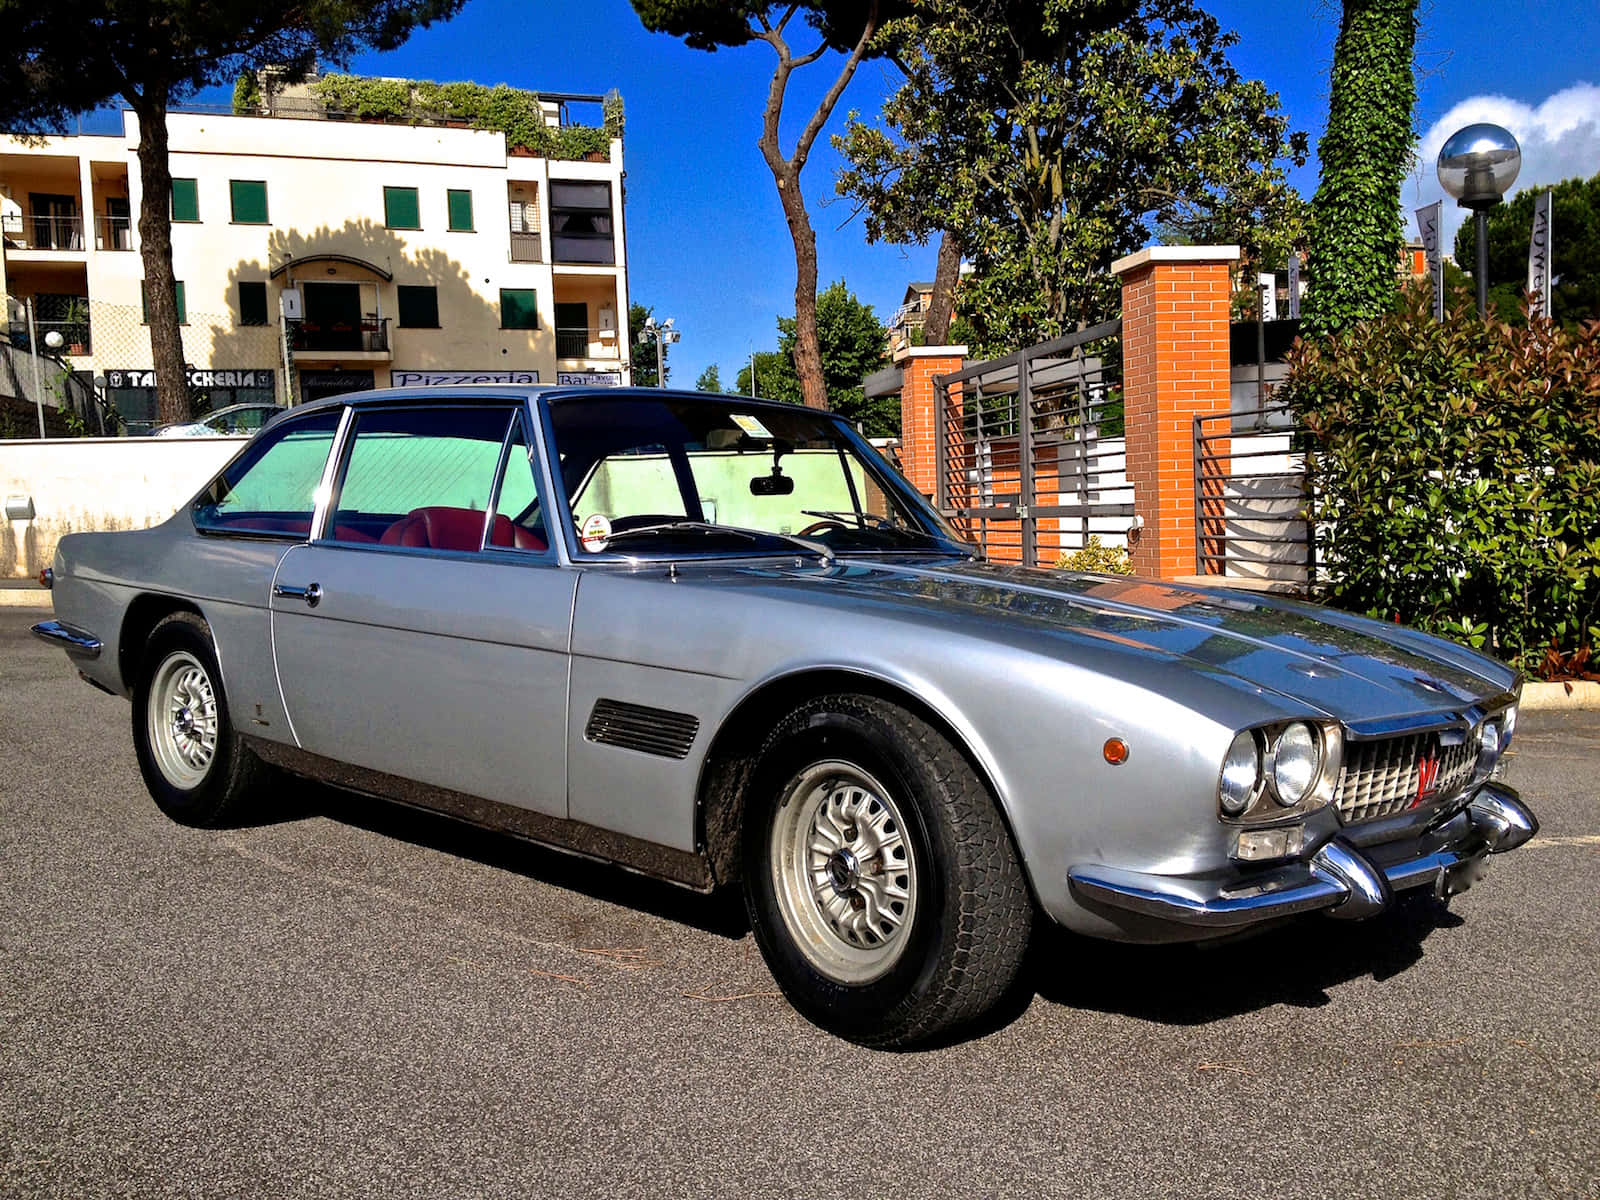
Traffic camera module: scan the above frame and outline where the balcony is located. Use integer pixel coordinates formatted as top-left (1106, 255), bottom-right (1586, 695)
top-left (2, 212), bottom-right (85, 252)
top-left (289, 317), bottom-right (391, 356)
top-left (510, 231), bottom-right (542, 263)
top-left (555, 326), bottom-right (619, 360)
top-left (95, 215), bottom-right (133, 252)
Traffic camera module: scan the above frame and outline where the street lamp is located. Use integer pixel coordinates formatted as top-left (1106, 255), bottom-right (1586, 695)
top-left (1438, 123), bottom-right (1522, 317)
top-left (640, 316), bottom-right (680, 388)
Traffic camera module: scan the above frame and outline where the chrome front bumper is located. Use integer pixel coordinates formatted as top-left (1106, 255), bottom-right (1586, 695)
top-left (1068, 784), bottom-right (1537, 930)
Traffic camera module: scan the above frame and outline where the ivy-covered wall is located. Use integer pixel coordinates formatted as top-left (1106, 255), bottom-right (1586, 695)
top-left (237, 72), bottom-right (622, 162)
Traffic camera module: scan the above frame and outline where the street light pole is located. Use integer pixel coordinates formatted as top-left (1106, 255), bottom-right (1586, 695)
top-left (1438, 123), bottom-right (1522, 319)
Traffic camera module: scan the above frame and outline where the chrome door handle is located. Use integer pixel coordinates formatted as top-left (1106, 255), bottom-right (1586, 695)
top-left (274, 582), bottom-right (323, 608)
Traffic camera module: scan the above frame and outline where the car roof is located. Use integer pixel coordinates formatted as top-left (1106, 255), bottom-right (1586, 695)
top-left (287, 384), bottom-right (829, 421)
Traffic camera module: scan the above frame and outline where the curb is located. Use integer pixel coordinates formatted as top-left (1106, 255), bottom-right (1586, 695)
top-left (1522, 680), bottom-right (1600, 712)
top-left (0, 587), bottom-right (49, 609)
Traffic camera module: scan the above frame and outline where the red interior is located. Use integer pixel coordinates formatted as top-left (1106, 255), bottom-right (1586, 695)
top-left (216, 507), bottom-right (546, 552)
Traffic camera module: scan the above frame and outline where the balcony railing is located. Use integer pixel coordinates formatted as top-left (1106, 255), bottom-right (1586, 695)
top-left (555, 327), bottom-right (619, 359)
top-left (510, 231), bottom-right (543, 263)
top-left (96, 215), bottom-right (134, 251)
top-left (1, 212), bottom-right (86, 251)
top-left (289, 317), bottom-right (391, 353)
top-left (7, 319), bottom-right (91, 355)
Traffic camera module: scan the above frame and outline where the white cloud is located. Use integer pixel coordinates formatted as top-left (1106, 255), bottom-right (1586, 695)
top-left (1407, 83), bottom-right (1600, 253)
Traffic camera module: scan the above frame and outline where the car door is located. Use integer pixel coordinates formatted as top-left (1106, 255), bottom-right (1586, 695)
top-left (270, 401), bottom-right (574, 817)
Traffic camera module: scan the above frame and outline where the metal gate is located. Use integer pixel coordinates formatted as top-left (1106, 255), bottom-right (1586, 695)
top-left (1193, 400), bottom-right (1314, 585)
top-left (932, 321), bottom-right (1133, 566)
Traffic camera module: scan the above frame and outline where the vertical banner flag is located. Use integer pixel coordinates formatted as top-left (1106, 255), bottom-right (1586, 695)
top-left (1416, 201), bottom-right (1444, 321)
top-left (1286, 253), bottom-right (1301, 319)
top-left (1528, 189), bottom-right (1553, 319)
top-left (1257, 272), bottom-right (1278, 321)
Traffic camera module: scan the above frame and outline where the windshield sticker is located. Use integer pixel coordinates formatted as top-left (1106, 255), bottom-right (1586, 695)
top-left (730, 413), bottom-right (774, 440)
top-left (580, 513), bottom-right (612, 552)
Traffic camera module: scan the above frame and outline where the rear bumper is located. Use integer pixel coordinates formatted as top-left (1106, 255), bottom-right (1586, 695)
top-left (31, 619), bottom-right (103, 659)
top-left (1067, 783), bottom-right (1537, 930)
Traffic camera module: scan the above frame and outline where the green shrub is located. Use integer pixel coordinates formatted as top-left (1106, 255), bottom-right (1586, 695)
top-left (1056, 535), bottom-right (1133, 575)
top-left (1282, 290), bottom-right (1600, 678)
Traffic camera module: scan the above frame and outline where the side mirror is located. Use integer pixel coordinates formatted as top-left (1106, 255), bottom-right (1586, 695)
top-left (750, 472), bottom-right (794, 496)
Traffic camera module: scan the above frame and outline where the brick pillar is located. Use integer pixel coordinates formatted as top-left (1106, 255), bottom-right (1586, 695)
top-left (1112, 246), bottom-right (1237, 579)
top-left (894, 344), bottom-right (966, 500)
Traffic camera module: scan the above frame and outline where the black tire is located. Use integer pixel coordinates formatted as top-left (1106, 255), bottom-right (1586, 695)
top-left (742, 694), bottom-right (1033, 1047)
top-left (131, 611), bottom-right (272, 827)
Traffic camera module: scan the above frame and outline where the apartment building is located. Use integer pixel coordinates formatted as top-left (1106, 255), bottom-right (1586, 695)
top-left (0, 85), bottom-right (631, 430)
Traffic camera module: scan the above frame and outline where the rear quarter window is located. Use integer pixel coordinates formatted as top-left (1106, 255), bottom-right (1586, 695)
top-left (192, 411), bottom-right (340, 537)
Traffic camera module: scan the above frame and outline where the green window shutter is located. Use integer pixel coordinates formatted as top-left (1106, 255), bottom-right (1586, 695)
top-left (384, 186), bottom-right (421, 230)
top-left (230, 180), bottom-right (268, 224)
top-left (171, 178), bottom-right (200, 222)
top-left (141, 280), bottom-right (186, 323)
top-left (500, 288), bottom-right (538, 330)
top-left (397, 285), bottom-right (440, 328)
top-left (447, 189), bottom-right (474, 231)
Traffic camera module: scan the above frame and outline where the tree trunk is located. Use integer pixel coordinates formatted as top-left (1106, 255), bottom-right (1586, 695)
top-left (923, 230), bottom-right (962, 344)
top-left (133, 96), bottom-right (188, 425)
top-left (776, 167), bottom-right (827, 408)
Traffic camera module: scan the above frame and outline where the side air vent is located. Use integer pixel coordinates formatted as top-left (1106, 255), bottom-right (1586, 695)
top-left (584, 698), bottom-right (700, 760)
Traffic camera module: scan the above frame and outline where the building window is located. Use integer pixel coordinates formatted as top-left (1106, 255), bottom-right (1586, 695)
top-left (549, 181), bottom-right (614, 265)
top-left (238, 281), bottom-right (269, 326)
top-left (500, 288), bottom-right (539, 330)
top-left (171, 179), bottom-right (200, 223)
top-left (397, 285), bottom-right (440, 328)
top-left (230, 180), bottom-right (269, 225)
top-left (384, 186), bottom-right (421, 230)
top-left (447, 189), bottom-right (474, 232)
top-left (141, 280), bottom-right (187, 325)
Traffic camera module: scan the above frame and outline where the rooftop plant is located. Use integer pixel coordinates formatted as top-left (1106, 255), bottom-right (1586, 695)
top-left (303, 73), bottom-right (618, 160)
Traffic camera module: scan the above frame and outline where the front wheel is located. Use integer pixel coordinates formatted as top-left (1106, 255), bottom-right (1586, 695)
top-left (742, 695), bottom-right (1034, 1047)
top-left (131, 611), bottom-right (272, 827)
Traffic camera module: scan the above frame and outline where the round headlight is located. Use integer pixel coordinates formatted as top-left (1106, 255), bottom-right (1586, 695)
top-left (1220, 730), bottom-right (1261, 816)
top-left (1272, 722), bottom-right (1321, 806)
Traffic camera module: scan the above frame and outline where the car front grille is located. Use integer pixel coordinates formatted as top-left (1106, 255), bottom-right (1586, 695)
top-left (1333, 731), bottom-right (1478, 825)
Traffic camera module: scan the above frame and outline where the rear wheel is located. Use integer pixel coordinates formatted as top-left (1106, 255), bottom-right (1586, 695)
top-left (131, 611), bottom-right (272, 827)
top-left (743, 694), bottom-right (1033, 1047)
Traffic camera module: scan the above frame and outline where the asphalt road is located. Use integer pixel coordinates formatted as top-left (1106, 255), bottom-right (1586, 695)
top-left (3, 607), bottom-right (1597, 1199)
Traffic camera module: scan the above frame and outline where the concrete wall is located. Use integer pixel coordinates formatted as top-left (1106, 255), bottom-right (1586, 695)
top-left (0, 435), bottom-right (244, 577)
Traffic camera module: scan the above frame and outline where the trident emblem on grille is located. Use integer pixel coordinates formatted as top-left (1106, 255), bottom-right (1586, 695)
top-left (1414, 749), bottom-right (1442, 805)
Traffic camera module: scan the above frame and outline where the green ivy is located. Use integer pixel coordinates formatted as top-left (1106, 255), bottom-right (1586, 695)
top-left (307, 74), bottom-right (618, 160)
top-left (1282, 289), bottom-right (1600, 678)
top-left (1301, 0), bottom-right (1418, 337)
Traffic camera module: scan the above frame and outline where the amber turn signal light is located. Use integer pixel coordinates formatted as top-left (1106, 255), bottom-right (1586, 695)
top-left (1103, 737), bottom-right (1129, 765)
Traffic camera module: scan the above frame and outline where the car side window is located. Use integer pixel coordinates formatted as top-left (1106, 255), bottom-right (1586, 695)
top-left (191, 411), bottom-right (341, 538)
top-left (489, 417), bottom-right (550, 554)
top-left (326, 406), bottom-right (518, 551)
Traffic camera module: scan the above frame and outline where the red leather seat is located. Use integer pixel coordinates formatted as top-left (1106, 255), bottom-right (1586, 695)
top-left (378, 507), bottom-right (512, 552)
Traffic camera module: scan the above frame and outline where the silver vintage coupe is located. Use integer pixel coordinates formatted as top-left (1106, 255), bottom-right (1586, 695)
top-left (34, 386), bottom-right (1537, 1046)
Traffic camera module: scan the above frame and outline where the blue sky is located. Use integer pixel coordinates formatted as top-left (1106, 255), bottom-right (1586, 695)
top-left (196, 0), bottom-right (1600, 384)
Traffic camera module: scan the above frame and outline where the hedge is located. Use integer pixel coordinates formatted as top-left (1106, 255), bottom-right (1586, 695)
top-left (1282, 290), bottom-right (1600, 679)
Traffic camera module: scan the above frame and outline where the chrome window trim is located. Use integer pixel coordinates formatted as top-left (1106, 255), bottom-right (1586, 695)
top-left (308, 404), bottom-right (356, 543)
top-left (479, 409), bottom-right (521, 552)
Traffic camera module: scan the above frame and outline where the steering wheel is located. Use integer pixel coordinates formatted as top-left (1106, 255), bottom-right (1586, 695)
top-left (796, 519), bottom-right (848, 537)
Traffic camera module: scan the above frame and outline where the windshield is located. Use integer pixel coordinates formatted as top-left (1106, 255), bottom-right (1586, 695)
top-left (545, 395), bottom-right (965, 558)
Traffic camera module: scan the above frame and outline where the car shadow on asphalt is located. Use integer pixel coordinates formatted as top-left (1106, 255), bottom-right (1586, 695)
top-left (1020, 897), bottom-right (1465, 1028)
top-left (299, 780), bottom-right (752, 940)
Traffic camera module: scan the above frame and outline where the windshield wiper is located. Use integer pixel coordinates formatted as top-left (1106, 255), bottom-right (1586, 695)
top-left (599, 521), bottom-right (835, 558)
top-left (801, 508), bottom-right (909, 532)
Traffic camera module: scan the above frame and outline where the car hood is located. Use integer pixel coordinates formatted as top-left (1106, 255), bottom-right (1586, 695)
top-left (756, 557), bottom-right (1515, 724)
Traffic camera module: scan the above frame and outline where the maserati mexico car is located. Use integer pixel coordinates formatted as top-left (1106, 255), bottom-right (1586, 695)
top-left (34, 386), bottom-right (1537, 1046)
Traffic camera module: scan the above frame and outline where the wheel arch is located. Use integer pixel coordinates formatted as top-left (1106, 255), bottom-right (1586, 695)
top-left (695, 666), bottom-right (1025, 891)
top-left (118, 593), bottom-right (207, 693)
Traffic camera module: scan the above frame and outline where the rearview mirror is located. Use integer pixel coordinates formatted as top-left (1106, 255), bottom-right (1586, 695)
top-left (750, 472), bottom-right (794, 496)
